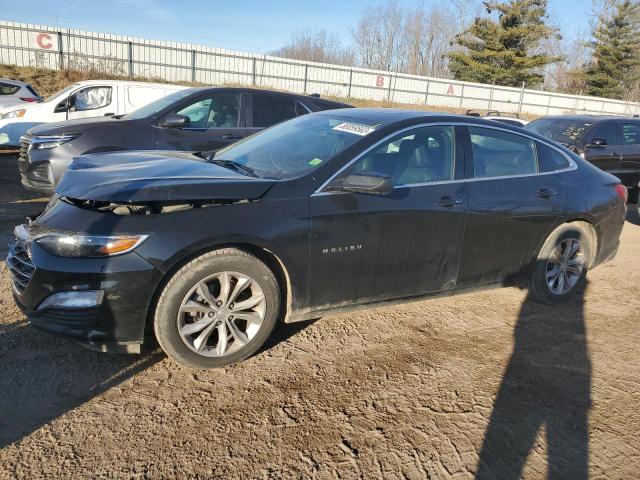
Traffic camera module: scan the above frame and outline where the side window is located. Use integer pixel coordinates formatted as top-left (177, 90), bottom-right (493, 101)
top-left (621, 123), bottom-right (640, 145)
top-left (175, 93), bottom-right (240, 128)
top-left (252, 94), bottom-right (297, 127)
top-left (587, 122), bottom-right (617, 145)
top-left (537, 142), bottom-right (570, 172)
top-left (177, 98), bottom-right (212, 128)
top-left (349, 125), bottom-right (455, 186)
top-left (469, 127), bottom-right (537, 178)
top-left (0, 82), bottom-right (20, 95)
top-left (70, 86), bottom-right (112, 111)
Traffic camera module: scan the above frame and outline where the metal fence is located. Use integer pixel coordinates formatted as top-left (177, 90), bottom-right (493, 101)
top-left (2, 19), bottom-right (639, 117)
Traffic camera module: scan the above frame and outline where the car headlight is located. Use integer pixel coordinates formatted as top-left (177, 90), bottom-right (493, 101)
top-left (36, 233), bottom-right (148, 257)
top-left (2, 108), bottom-right (26, 120)
top-left (30, 133), bottom-right (80, 150)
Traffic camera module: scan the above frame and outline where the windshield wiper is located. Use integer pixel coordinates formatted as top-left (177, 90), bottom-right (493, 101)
top-left (209, 158), bottom-right (258, 178)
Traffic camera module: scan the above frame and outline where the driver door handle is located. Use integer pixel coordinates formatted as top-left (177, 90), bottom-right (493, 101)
top-left (536, 188), bottom-right (558, 199)
top-left (436, 196), bottom-right (463, 208)
top-left (222, 134), bottom-right (241, 140)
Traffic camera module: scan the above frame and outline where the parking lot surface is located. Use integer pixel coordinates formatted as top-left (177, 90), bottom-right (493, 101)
top-left (0, 151), bottom-right (638, 479)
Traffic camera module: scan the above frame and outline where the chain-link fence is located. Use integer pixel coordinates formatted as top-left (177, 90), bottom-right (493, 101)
top-left (2, 20), bottom-right (639, 117)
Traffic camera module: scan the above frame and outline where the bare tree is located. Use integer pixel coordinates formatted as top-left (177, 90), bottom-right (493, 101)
top-left (542, 30), bottom-right (590, 93)
top-left (271, 30), bottom-right (355, 66)
top-left (401, 4), bottom-right (458, 77)
top-left (351, 1), bottom-right (405, 71)
top-left (447, 0), bottom-right (482, 33)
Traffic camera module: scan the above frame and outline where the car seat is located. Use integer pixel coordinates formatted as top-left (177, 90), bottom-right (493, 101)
top-left (394, 139), bottom-right (435, 185)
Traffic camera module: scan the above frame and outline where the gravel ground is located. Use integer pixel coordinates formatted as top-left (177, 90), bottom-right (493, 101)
top-left (0, 151), bottom-right (638, 479)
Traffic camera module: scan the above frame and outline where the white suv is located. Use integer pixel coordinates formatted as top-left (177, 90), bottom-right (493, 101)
top-left (0, 79), bottom-right (41, 113)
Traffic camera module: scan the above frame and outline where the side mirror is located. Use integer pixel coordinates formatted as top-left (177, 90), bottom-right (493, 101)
top-left (159, 113), bottom-right (190, 129)
top-left (54, 97), bottom-right (69, 113)
top-left (587, 137), bottom-right (607, 148)
top-left (338, 172), bottom-right (393, 196)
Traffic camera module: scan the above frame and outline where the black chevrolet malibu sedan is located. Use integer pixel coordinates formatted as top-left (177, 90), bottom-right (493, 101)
top-left (8, 109), bottom-right (626, 368)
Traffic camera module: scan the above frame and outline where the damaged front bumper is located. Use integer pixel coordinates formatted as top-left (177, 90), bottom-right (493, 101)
top-left (8, 222), bottom-right (161, 351)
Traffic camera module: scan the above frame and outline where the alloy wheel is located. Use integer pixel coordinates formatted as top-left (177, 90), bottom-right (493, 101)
top-left (545, 238), bottom-right (584, 296)
top-left (177, 271), bottom-right (266, 357)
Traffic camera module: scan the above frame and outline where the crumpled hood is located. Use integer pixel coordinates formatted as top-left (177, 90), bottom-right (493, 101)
top-left (56, 151), bottom-right (276, 203)
top-left (28, 115), bottom-right (124, 136)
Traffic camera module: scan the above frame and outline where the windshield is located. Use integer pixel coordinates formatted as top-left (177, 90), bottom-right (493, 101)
top-left (525, 118), bottom-right (593, 144)
top-left (123, 89), bottom-right (195, 120)
top-left (212, 114), bottom-right (379, 180)
top-left (44, 83), bottom-right (79, 103)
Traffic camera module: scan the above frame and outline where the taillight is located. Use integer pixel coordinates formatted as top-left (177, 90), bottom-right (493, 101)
top-left (19, 97), bottom-right (39, 102)
top-left (614, 184), bottom-right (628, 202)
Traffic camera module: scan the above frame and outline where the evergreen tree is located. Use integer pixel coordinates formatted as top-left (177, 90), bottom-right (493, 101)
top-left (448, 0), bottom-right (561, 87)
top-left (582, 0), bottom-right (640, 100)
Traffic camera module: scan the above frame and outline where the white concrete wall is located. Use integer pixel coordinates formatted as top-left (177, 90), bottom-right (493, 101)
top-left (1, 19), bottom-right (639, 116)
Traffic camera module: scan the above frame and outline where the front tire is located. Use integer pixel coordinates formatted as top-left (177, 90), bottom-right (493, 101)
top-left (529, 223), bottom-right (593, 304)
top-left (154, 248), bottom-right (280, 369)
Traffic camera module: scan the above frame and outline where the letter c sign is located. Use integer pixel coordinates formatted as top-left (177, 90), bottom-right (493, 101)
top-left (36, 33), bottom-right (53, 50)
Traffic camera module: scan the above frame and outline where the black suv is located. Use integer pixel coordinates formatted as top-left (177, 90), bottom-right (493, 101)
top-left (19, 87), bottom-right (352, 194)
top-left (525, 115), bottom-right (640, 203)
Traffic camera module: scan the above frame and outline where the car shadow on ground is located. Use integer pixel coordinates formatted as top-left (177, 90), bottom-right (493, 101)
top-left (0, 321), bottom-right (164, 448)
top-left (476, 279), bottom-right (590, 479)
top-left (0, 152), bottom-right (49, 256)
top-left (258, 318), bottom-right (318, 353)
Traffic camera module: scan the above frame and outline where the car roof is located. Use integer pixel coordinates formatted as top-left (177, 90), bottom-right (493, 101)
top-left (531, 114), bottom-right (633, 122)
top-left (181, 86), bottom-right (351, 103)
top-left (0, 78), bottom-right (29, 87)
top-left (315, 107), bottom-right (463, 124)
top-left (73, 79), bottom-right (187, 89)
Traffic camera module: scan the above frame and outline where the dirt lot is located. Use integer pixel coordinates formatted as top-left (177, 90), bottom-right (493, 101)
top-left (0, 151), bottom-right (638, 479)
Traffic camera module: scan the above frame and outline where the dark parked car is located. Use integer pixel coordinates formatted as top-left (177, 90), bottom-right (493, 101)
top-left (18, 87), bottom-right (352, 194)
top-left (525, 115), bottom-right (640, 203)
top-left (9, 109), bottom-right (626, 368)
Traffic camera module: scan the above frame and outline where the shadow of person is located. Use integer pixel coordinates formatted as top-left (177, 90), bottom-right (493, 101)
top-left (476, 281), bottom-right (591, 479)
top-left (0, 321), bottom-right (162, 448)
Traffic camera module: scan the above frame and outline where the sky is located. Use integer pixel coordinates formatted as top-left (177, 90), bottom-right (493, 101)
top-left (0, 0), bottom-right (592, 54)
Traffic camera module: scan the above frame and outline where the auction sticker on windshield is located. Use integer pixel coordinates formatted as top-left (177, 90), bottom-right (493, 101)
top-left (333, 122), bottom-right (377, 136)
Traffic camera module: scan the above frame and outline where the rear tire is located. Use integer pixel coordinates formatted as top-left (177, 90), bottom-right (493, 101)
top-left (154, 248), bottom-right (280, 369)
top-left (529, 223), bottom-right (593, 304)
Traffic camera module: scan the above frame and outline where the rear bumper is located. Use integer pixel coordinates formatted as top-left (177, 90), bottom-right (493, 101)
top-left (593, 202), bottom-right (626, 267)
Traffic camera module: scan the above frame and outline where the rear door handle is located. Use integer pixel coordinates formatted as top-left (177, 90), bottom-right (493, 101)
top-left (222, 134), bottom-right (241, 140)
top-left (436, 196), bottom-right (463, 208)
top-left (536, 188), bottom-right (558, 199)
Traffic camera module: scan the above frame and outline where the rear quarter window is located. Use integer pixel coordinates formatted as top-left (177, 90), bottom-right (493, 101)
top-left (469, 127), bottom-right (537, 178)
top-left (0, 82), bottom-right (20, 95)
top-left (536, 142), bottom-right (570, 172)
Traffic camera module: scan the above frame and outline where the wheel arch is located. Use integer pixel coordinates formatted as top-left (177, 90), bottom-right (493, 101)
top-left (538, 217), bottom-right (599, 267)
top-left (143, 241), bottom-right (294, 339)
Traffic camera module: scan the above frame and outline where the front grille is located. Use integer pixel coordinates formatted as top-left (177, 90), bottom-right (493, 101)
top-left (18, 135), bottom-right (31, 174)
top-left (19, 134), bottom-right (30, 160)
top-left (7, 242), bottom-right (35, 294)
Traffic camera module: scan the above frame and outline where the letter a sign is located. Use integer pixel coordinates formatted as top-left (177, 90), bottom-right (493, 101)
top-left (446, 84), bottom-right (454, 95)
